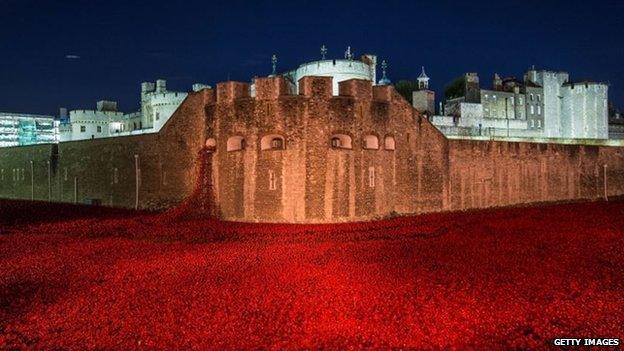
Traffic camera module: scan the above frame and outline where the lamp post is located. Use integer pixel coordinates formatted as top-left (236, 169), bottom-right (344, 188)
top-left (29, 160), bottom-right (34, 200)
top-left (604, 164), bottom-right (608, 201)
top-left (73, 176), bottom-right (77, 204)
top-left (505, 97), bottom-right (510, 137)
top-left (57, 165), bottom-right (62, 201)
top-left (134, 154), bottom-right (140, 210)
top-left (47, 160), bottom-right (51, 201)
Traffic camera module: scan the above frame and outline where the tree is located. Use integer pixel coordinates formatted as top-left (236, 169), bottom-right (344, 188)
top-left (393, 80), bottom-right (419, 104)
top-left (444, 76), bottom-right (466, 101)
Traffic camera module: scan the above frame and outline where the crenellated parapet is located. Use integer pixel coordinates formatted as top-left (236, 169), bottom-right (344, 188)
top-left (207, 76), bottom-right (401, 105)
top-left (253, 77), bottom-right (294, 100)
top-left (338, 79), bottom-right (373, 100)
top-left (298, 76), bottom-right (333, 99)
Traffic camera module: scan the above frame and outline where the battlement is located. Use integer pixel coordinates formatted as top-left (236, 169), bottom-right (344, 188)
top-left (298, 76), bottom-right (333, 99)
top-left (144, 91), bottom-right (188, 104)
top-left (216, 81), bottom-right (250, 103)
top-left (201, 88), bottom-right (216, 105)
top-left (141, 81), bottom-right (156, 94)
top-left (69, 109), bottom-right (124, 122)
top-left (372, 84), bottom-right (393, 102)
top-left (156, 79), bottom-right (166, 93)
top-left (338, 79), bottom-right (373, 99)
top-left (141, 79), bottom-right (168, 95)
top-left (563, 81), bottom-right (609, 91)
top-left (69, 109), bottom-right (124, 116)
top-left (207, 76), bottom-right (392, 103)
top-left (96, 100), bottom-right (118, 112)
top-left (254, 76), bottom-right (293, 100)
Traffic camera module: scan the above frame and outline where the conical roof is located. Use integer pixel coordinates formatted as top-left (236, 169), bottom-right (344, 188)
top-left (418, 66), bottom-right (429, 80)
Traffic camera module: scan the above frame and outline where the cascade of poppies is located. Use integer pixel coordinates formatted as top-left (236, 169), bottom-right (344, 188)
top-left (161, 148), bottom-right (217, 222)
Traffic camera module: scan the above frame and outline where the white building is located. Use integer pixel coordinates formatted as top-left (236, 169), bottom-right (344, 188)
top-left (559, 82), bottom-right (609, 139)
top-left (60, 79), bottom-right (211, 142)
top-left (62, 101), bottom-right (124, 142)
top-left (0, 112), bottom-right (59, 147)
top-left (428, 69), bottom-right (609, 140)
top-left (140, 79), bottom-right (190, 130)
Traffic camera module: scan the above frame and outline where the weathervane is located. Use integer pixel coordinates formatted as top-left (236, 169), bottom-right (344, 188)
top-left (378, 59), bottom-right (391, 85)
top-left (271, 54), bottom-right (277, 75)
top-left (381, 60), bottom-right (388, 79)
top-left (321, 45), bottom-right (327, 60)
top-left (344, 46), bottom-right (353, 60)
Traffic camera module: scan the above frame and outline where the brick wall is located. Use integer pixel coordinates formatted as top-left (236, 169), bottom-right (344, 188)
top-left (447, 141), bottom-right (624, 210)
top-left (1, 76), bottom-right (623, 223)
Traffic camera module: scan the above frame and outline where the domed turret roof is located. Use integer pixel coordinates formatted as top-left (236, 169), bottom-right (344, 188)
top-left (378, 76), bottom-right (391, 85)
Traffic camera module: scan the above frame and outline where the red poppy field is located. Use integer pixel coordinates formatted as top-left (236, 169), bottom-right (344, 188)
top-left (1, 199), bottom-right (623, 350)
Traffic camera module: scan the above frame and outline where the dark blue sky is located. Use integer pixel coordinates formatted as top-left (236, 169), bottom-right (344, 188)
top-left (1, 0), bottom-right (623, 115)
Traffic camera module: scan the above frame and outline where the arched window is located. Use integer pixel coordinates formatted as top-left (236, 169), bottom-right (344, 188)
top-left (330, 134), bottom-right (352, 149)
top-left (260, 134), bottom-right (285, 150)
top-left (205, 138), bottom-right (216, 151)
top-left (362, 134), bottom-right (379, 150)
top-left (227, 136), bottom-right (246, 151)
top-left (384, 136), bottom-right (395, 150)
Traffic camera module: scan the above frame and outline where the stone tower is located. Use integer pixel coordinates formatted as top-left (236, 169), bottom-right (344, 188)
top-left (493, 73), bottom-right (502, 91)
top-left (412, 66), bottom-right (435, 115)
top-left (465, 73), bottom-right (480, 103)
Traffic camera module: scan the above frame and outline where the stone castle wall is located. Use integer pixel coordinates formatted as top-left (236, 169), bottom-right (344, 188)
top-left (0, 91), bottom-right (208, 209)
top-left (1, 76), bottom-right (623, 223)
top-left (205, 77), bottom-right (448, 222)
top-left (447, 140), bottom-right (624, 211)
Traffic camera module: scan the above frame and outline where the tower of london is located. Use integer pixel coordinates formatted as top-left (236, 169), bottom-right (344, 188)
top-left (0, 50), bottom-right (623, 223)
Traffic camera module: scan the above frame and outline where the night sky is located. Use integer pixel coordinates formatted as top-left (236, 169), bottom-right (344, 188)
top-left (1, 0), bottom-right (623, 115)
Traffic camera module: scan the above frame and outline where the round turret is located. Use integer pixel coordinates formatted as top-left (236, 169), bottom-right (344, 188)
top-left (288, 58), bottom-right (375, 95)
